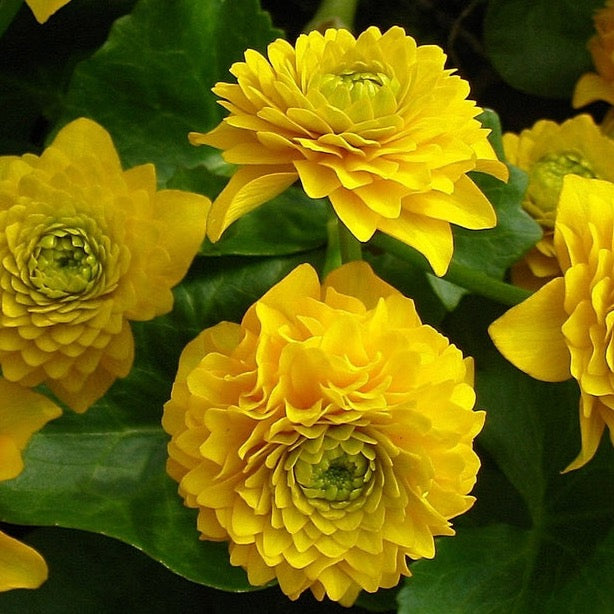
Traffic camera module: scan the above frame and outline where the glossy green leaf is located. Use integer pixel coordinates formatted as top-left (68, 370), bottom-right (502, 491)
top-left (484, 0), bottom-right (603, 99)
top-left (0, 527), bottom-right (356, 614)
top-left (0, 252), bottom-right (323, 592)
top-left (0, 0), bottom-right (137, 154)
top-left (59, 0), bottom-right (282, 182)
top-left (452, 110), bottom-right (541, 281)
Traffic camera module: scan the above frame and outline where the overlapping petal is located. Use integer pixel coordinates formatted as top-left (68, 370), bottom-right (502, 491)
top-left (191, 26), bottom-right (508, 276)
top-left (503, 114), bottom-right (614, 289)
top-left (0, 118), bottom-right (209, 411)
top-left (0, 378), bottom-right (61, 590)
top-left (163, 261), bottom-right (484, 605)
top-left (490, 174), bottom-right (614, 470)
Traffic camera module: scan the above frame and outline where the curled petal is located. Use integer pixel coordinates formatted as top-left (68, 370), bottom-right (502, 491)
top-left (0, 531), bottom-right (47, 591)
top-left (489, 278), bottom-right (570, 382)
top-left (207, 166), bottom-right (298, 241)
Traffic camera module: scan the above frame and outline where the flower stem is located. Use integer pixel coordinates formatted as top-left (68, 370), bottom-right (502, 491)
top-left (0, 0), bottom-right (22, 38)
top-left (371, 233), bottom-right (532, 306)
top-left (338, 220), bottom-right (362, 264)
top-left (304, 0), bottom-right (359, 32)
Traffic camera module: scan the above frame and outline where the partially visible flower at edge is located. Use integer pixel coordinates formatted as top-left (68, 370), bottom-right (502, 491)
top-left (489, 174), bottom-right (614, 471)
top-left (190, 26), bottom-right (508, 276)
top-left (163, 261), bottom-right (484, 605)
top-left (0, 378), bottom-right (62, 591)
top-left (503, 114), bottom-right (614, 290)
top-left (24, 0), bottom-right (72, 24)
top-left (0, 118), bottom-right (209, 412)
top-left (573, 0), bottom-right (614, 108)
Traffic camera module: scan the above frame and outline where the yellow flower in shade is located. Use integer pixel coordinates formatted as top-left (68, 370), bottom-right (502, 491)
top-left (573, 0), bottom-right (614, 107)
top-left (163, 261), bottom-right (484, 605)
top-left (190, 26), bottom-right (508, 276)
top-left (0, 378), bottom-right (61, 591)
top-left (0, 118), bottom-right (209, 412)
top-left (25, 0), bottom-right (72, 23)
top-left (489, 175), bottom-right (614, 471)
top-left (502, 114), bottom-right (614, 290)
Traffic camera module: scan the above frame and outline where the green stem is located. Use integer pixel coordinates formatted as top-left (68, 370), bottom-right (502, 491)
top-left (0, 0), bottom-right (22, 39)
top-left (322, 217), bottom-right (362, 276)
top-left (371, 233), bottom-right (532, 306)
top-left (304, 0), bottom-right (359, 32)
top-left (338, 219), bottom-right (362, 263)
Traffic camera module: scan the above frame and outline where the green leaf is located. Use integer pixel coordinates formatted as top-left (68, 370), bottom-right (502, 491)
top-left (0, 252), bottom-right (323, 592)
top-left (452, 110), bottom-right (541, 281)
top-left (167, 167), bottom-right (329, 256)
top-left (0, 527), bottom-right (218, 613)
top-left (0, 0), bottom-right (137, 154)
top-left (397, 295), bottom-right (614, 613)
top-left (59, 0), bottom-right (282, 182)
top-left (484, 0), bottom-right (604, 99)
top-left (0, 527), bottom-right (359, 613)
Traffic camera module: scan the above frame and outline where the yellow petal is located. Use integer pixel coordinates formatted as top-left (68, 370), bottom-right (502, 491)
top-left (45, 118), bottom-right (122, 174)
top-left (378, 211), bottom-right (453, 277)
top-left (0, 531), bottom-right (47, 591)
top-left (0, 435), bottom-right (23, 481)
top-left (328, 188), bottom-right (380, 242)
top-left (0, 379), bottom-right (62, 480)
top-left (488, 277), bottom-right (571, 382)
top-left (421, 174), bottom-right (497, 229)
top-left (25, 0), bottom-right (72, 23)
top-left (573, 73), bottom-right (614, 108)
top-left (563, 394), bottom-right (606, 472)
top-left (323, 261), bottom-right (400, 309)
top-left (207, 166), bottom-right (297, 241)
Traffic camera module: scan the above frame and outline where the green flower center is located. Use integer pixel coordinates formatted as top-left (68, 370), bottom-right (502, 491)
top-left (319, 64), bottom-right (394, 106)
top-left (28, 226), bottom-right (102, 299)
top-left (527, 150), bottom-right (597, 224)
top-left (294, 445), bottom-right (374, 503)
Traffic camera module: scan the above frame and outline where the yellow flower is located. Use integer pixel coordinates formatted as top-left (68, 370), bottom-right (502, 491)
top-left (25, 0), bottom-right (72, 23)
top-left (0, 378), bottom-right (61, 591)
top-left (489, 175), bottom-right (614, 471)
top-left (0, 118), bottom-right (209, 412)
top-left (163, 261), bottom-right (484, 605)
top-left (503, 114), bottom-right (614, 289)
top-left (573, 0), bottom-right (614, 107)
top-left (191, 26), bottom-right (508, 276)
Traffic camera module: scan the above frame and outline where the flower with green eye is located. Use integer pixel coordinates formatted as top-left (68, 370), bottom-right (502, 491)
top-left (0, 118), bottom-right (209, 412)
top-left (163, 261), bottom-right (484, 605)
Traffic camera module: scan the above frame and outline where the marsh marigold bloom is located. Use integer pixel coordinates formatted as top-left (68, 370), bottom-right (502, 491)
top-left (0, 378), bottom-right (61, 591)
top-left (163, 261), bottom-right (484, 605)
top-left (25, 0), bottom-right (72, 23)
top-left (191, 26), bottom-right (508, 276)
top-left (489, 175), bottom-right (614, 471)
top-left (503, 114), bottom-right (614, 289)
top-left (0, 118), bottom-right (209, 412)
top-left (573, 0), bottom-right (614, 107)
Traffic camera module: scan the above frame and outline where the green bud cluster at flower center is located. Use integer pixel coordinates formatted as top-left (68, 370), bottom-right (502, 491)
top-left (29, 226), bottom-right (102, 299)
top-left (319, 63), bottom-right (393, 106)
top-left (295, 445), bottom-right (374, 503)
top-left (528, 150), bottom-right (597, 222)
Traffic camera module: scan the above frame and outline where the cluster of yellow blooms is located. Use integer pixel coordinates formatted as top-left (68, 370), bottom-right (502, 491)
top-left (1, 1), bottom-right (614, 607)
top-left (489, 0), bottom-right (614, 473)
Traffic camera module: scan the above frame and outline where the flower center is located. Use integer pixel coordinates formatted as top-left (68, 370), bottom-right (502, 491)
top-left (294, 444), bottom-right (374, 503)
top-left (318, 65), bottom-right (393, 105)
top-left (527, 151), bottom-right (597, 224)
top-left (28, 226), bottom-right (102, 299)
